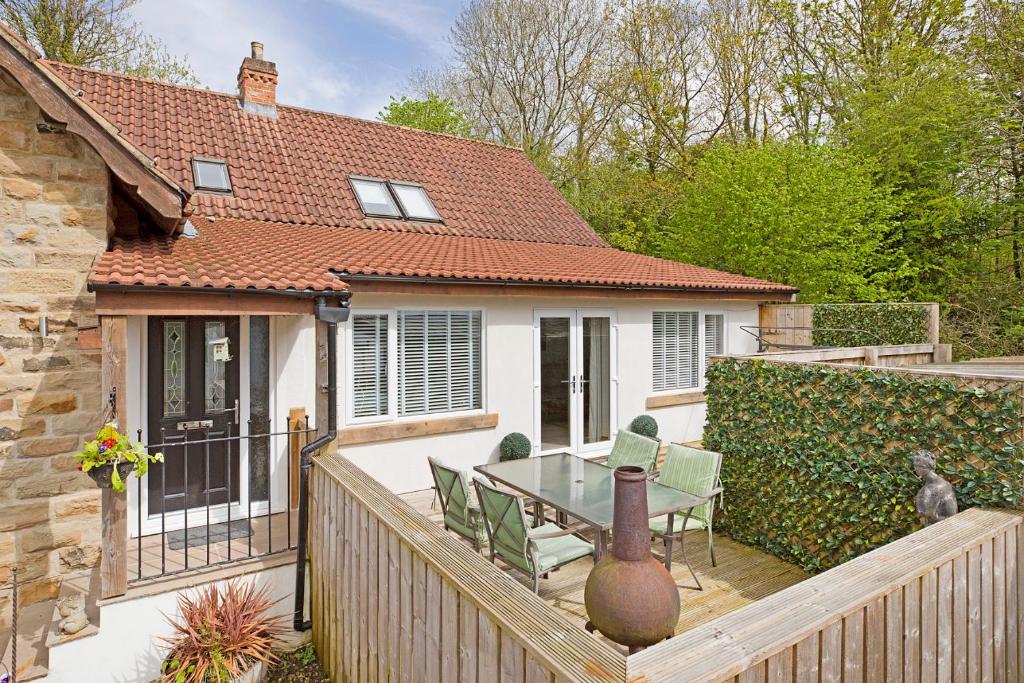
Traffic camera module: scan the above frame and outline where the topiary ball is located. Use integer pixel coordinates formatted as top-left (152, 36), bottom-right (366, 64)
top-left (628, 414), bottom-right (658, 439)
top-left (499, 432), bottom-right (532, 461)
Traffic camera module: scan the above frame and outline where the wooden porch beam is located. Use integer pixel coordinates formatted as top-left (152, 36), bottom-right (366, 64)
top-left (94, 289), bottom-right (317, 316)
top-left (100, 315), bottom-right (128, 599)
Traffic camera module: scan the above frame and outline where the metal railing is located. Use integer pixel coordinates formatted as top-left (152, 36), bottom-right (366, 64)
top-left (130, 414), bottom-right (316, 583)
top-left (740, 324), bottom-right (885, 352)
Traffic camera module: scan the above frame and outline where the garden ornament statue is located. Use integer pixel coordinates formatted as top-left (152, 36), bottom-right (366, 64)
top-left (912, 450), bottom-right (957, 526)
top-left (56, 593), bottom-right (90, 635)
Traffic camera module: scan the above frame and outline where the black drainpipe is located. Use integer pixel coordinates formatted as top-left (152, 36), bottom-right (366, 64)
top-left (294, 296), bottom-right (348, 630)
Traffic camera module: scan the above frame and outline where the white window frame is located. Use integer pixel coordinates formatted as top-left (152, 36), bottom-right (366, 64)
top-left (191, 157), bottom-right (232, 193)
top-left (700, 310), bottom-right (728, 388)
top-left (343, 307), bottom-right (487, 427)
top-left (651, 310), bottom-right (728, 394)
top-left (345, 310), bottom-right (396, 425)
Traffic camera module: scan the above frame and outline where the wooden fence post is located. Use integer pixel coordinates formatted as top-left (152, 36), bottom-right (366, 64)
top-left (289, 406), bottom-right (307, 508)
top-left (100, 315), bottom-right (128, 599)
top-left (927, 303), bottom-right (941, 345)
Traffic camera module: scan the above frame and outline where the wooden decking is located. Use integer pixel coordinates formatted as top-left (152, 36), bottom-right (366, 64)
top-left (126, 511), bottom-right (297, 584)
top-left (400, 488), bottom-right (807, 643)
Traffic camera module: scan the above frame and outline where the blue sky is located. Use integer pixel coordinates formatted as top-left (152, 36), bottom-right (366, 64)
top-left (133, 0), bottom-right (465, 119)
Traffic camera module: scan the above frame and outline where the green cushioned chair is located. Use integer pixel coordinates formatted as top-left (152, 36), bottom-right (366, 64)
top-left (606, 429), bottom-right (661, 473)
top-left (473, 476), bottom-right (594, 593)
top-left (429, 457), bottom-right (489, 552)
top-left (649, 444), bottom-right (723, 583)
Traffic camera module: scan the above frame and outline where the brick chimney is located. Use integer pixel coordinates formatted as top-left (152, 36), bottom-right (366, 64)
top-left (237, 41), bottom-right (278, 117)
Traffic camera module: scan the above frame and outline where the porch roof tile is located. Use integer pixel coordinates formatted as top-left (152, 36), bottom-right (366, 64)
top-left (89, 217), bottom-right (798, 294)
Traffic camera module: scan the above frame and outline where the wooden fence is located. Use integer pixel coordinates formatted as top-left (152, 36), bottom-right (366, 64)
top-left (753, 342), bottom-right (950, 367)
top-left (759, 302), bottom-right (941, 349)
top-left (307, 454), bottom-right (625, 683)
top-left (309, 456), bottom-right (1022, 682)
top-left (628, 507), bottom-right (1024, 682)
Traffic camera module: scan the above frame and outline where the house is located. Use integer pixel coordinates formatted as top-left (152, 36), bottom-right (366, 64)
top-left (0, 29), bottom-right (795, 681)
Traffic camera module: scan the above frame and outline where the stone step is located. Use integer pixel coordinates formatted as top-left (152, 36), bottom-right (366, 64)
top-left (1, 599), bottom-right (52, 682)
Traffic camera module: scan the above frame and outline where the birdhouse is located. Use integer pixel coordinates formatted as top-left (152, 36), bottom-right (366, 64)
top-left (210, 336), bottom-right (232, 362)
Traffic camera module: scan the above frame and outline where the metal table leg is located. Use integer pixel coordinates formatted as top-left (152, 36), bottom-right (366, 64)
top-left (663, 513), bottom-right (675, 571)
top-left (594, 528), bottom-right (607, 561)
top-left (678, 507), bottom-right (702, 591)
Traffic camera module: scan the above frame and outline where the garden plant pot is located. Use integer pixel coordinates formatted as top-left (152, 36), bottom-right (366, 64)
top-left (86, 461), bottom-right (134, 489)
top-left (230, 660), bottom-right (266, 683)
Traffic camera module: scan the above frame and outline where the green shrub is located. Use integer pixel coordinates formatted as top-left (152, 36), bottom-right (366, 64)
top-left (704, 357), bottom-right (1024, 573)
top-left (627, 414), bottom-right (659, 438)
top-left (499, 432), bottom-right (531, 461)
top-left (812, 303), bottom-right (930, 347)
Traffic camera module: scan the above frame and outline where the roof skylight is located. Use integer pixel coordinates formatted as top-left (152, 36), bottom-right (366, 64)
top-left (192, 158), bottom-right (232, 193)
top-left (391, 182), bottom-right (440, 221)
top-left (350, 178), bottom-right (401, 218)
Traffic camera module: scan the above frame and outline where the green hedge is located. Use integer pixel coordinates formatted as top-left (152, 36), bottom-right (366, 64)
top-left (704, 358), bottom-right (1024, 573)
top-left (811, 303), bottom-right (930, 347)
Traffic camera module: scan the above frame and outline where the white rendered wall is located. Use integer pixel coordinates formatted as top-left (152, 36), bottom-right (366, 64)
top-left (45, 564), bottom-right (300, 683)
top-left (338, 292), bottom-right (761, 493)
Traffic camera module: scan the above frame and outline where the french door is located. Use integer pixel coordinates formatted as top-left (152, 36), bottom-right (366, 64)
top-left (534, 309), bottom-right (616, 455)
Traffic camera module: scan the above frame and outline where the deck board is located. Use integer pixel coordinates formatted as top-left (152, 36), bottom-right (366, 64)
top-left (401, 487), bottom-right (807, 643)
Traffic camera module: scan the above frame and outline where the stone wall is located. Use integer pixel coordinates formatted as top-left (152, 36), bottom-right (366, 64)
top-left (0, 68), bottom-right (111, 631)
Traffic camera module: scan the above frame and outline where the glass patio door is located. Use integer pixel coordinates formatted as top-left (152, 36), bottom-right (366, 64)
top-left (534, 310), bottom-right (616, 455)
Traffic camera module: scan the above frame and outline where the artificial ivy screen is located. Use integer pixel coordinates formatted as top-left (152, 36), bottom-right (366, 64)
top-left (812, 303), bottom-right (930, 347)
top-left (704, 358), bottom-right (1024, 573)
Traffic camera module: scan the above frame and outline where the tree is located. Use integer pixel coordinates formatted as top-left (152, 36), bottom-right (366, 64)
top-left (835, 44), bottom-right (986, 299)
top-left (971, 0), bottom-right (1024, 281)
top-left (446, 0), bottom-right (613, 165)
top-left (378, 94), bottom-right (475, 138)
top-left (705, 0), bottom-right (779, 142)
top-left (662, 141), bottom-right (907, 302)
top-left (611, 0), bottom-right (715, 173)
top-left (1, 0), bottom-right (198, 85)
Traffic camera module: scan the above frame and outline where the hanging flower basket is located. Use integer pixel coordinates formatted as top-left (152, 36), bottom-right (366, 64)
top-left (74, 423), bottom-right (163, 492)
top-left (86, 461), bottom-right (136, 489)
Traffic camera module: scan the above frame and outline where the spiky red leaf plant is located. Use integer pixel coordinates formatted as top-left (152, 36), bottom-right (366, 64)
top-left (160, 580), bottom-right (288, 682)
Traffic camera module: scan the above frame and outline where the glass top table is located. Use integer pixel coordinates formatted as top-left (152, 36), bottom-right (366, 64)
top-left (475, 452), bottom-right (704, 567)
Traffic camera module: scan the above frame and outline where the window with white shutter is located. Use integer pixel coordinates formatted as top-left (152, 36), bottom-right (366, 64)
top-left (652, 311), bottom-right (699, 391)
top-left (704, 313), bottom-right (725, 365)
top-left (398, 310), bottom-right (482, 417)
top-left (350, 314), bottom-right (389, 418)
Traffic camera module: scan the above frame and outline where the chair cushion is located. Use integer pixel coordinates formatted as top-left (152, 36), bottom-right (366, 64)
top-left (649, 513), bottom-right (707, 536)
top-left (607, 430), bottom-right (660, 472)
top-left (529, 523), bottom-right (594, 572)
top-left (446, 508), bottom-right (488, 546)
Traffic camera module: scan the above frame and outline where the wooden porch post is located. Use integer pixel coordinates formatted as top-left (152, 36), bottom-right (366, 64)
top-left (100, 315), bottom-right (128, 598)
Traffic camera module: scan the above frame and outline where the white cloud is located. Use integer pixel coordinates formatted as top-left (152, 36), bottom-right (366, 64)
top-left (133, 0), bottom-right (357, 113)
top-left (326, 0), bottom-right (455, 53)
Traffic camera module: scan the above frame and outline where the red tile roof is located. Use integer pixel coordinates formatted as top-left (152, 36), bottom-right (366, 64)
top-left (42, 61), bottom-right (795, 295)
top-left (44, 61), bottom-right (606, 247)
top-left (90, 217), bottom-right (797, 294)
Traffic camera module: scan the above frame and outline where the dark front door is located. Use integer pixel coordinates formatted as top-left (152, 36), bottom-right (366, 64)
top-left (147, 317), bottom-right (241, 516)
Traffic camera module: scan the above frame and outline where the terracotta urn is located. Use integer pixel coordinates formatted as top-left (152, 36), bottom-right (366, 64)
top-left (584, 465), bottom-right (680, 651)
